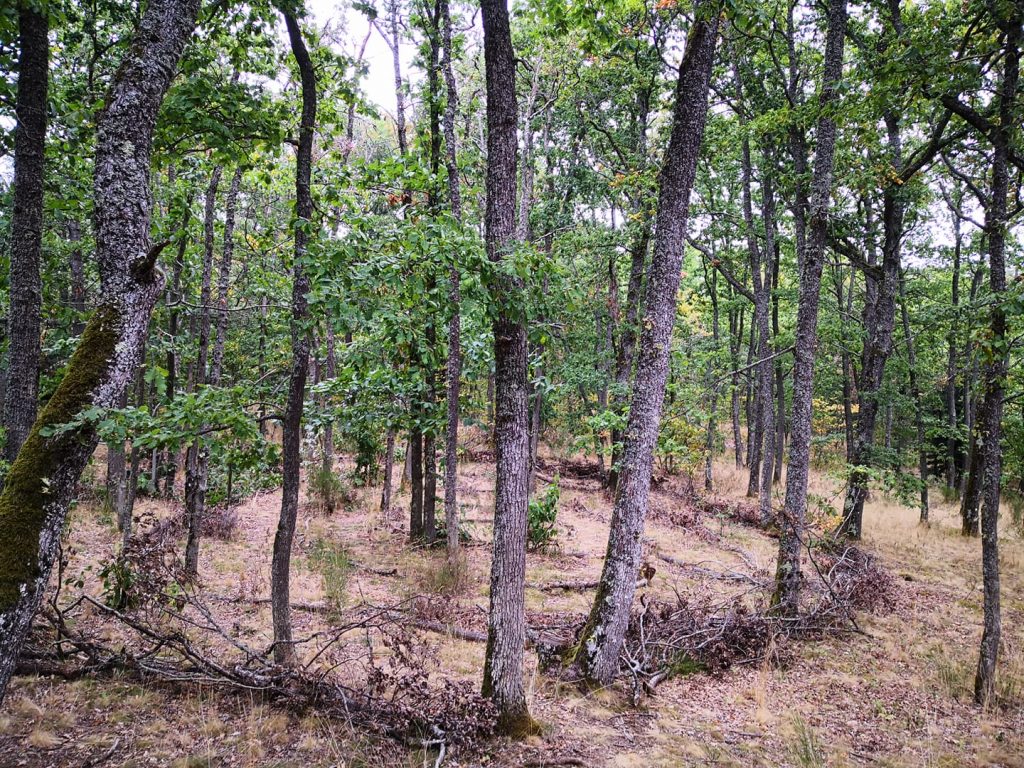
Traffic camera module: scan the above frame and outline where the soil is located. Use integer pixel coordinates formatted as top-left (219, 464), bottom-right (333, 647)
top-left (2, 446), bottom-right (1022, 768)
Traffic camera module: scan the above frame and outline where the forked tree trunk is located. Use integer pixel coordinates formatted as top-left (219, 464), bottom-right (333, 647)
top-left (3, 3), bottom-right (48, 466)
top-left (575, 5), bottom-right (719, 686)
top-left (0, 0), bottom-right (201, 704)
top-left (271, 10), bottom-right (317, 665)
top-left (479, 0), bottom-right (536, 736)
top-left (771, 0), bottom-right (847, 616)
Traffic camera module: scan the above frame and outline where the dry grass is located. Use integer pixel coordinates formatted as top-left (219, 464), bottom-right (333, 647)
top-left (3, 448), bottom-right (1024, 766)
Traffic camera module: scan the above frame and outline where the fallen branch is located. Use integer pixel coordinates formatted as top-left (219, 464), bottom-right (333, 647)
top-left (81, 737), bottom-right (121, 768)
top-left (655, 553), bottom-right (766, 587)
top-left (539, 578), bottom-right (649, 593)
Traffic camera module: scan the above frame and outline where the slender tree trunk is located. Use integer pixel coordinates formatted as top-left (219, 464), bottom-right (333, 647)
top-left (68, 220), bottom-right (87, 336)
top-left (479, 0), bottom-right (536, 735)
top-left (839, 107), bottom-right (906, 540)
top-left (897, 270), bottom-right (929, 522)
top-left (3, 3), bottom-right (48, 466)
top-left (209, 166), bottom-right (242, 387)
top-left (380, 429), bottom-right (396, 513)
top-left (441, 0), bottom-right (463, 558)
top-left (409, 429), bottom-right (424, 537)
top-left (772, 242), bottom-right (786, 482)
top-left (163, 197), bottom-right (192, 497)
top-left (960, 265), bottom-right (985, 532)
top-left (0, 0), bottom-right (200, 704)
top-left (704, 270), bottom-right (720, 492)
top-left (757, 173), bottom-right (779, 523)
top-left (575, 5), bottom-right (719, 686)
top-left (975, 9), bottom-right (1018, 705)
top-left (946, 201), bottom-right (962, 491)
top-left (183, 166), bottom-right (223, 577)
top-left (772, 0), bottom-right (847, 616)
top-left (271, 11), bottom-right (317, 665)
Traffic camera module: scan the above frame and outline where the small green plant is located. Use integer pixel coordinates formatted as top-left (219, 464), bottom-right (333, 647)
top-left (420, 554), bottom-right (470, 597)
top-left (787, 714), bottom-right (826, 768)
top-left (528, 475), bottom-right (560, 551)
top-left (308, 538), bottom-right (351, 613)
top-left (307, 467), bottom-right (351, 514)
top-left (100, 557), bottom-right (137, 611)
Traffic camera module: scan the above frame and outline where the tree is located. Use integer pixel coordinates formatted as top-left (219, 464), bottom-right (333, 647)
top-left (771, 0), bottom-right (848, 616)
top-left (479, 0), bottom-right (536, 736)
top-left (441, 0), bottom-right (463, 558)
top-left (3, 2), bottom-right (48, 466)
top-left (0, 0), bottom-right (203, 704)
top-left (968, 0), bottom-right (1020, 706)
top-left (574, 1), bottom-right (721, 686)
top-left (271, 5), bottom-right (318, 665)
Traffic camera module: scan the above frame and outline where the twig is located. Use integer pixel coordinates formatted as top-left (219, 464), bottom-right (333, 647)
top-left (81, 736), bottom-right (121, 768)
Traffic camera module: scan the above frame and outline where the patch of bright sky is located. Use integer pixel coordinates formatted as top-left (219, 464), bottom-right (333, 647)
top-left (306, 0), bottom-right (419, 118)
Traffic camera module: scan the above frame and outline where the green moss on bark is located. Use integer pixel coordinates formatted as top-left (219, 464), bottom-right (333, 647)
top-left (0, 305), bottom-right (121, 610)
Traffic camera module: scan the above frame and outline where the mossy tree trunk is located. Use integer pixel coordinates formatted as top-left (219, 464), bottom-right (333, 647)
top-left (0, 0), bottom-right (202, 704)
top-left (574, 3), bottom-right (720, 687)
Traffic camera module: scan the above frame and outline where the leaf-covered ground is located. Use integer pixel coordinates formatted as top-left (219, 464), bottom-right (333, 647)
top-left (2, 447), bottom-right (1023, 767)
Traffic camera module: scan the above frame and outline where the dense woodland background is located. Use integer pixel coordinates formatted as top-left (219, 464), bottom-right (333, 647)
top-left (0, 0), bottom-right (1022, 765)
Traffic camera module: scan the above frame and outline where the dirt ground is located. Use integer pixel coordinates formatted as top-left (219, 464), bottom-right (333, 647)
top-left (2, 445), bottom-right (1023, 768)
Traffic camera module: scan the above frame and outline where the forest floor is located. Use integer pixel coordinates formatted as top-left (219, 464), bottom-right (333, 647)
top-left (3, 440), bottom-right (1024, 767)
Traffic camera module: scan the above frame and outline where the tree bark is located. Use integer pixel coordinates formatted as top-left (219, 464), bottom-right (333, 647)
top-left (479, 0), bottom-right (536, 736)
top-left (380, 429), bottom-right (396, 513)
top-left (0, 0), bottom-right (201, 705)
top-left (209, 166), bottom-right (242, 387)
top-left (3, 3), bottom-right (48, 466)
top-left (441, 0), bottom-right (463, 558)
top-left (974, 7), bottom-right (1018, 705)
top-left (772, 0), bottom-right (847, 616)
top-left (271, 10), bottom-right (317, 666)
top-left (897, 270), bottom-right (929, 523)
top-left (183, 166), bottom-right (223, 577)
top-left (575, 5), bottom-right (719, 686)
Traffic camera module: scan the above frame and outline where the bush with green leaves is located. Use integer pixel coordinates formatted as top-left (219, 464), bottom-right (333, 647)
top-left (528, 475), bottom-right (560, 551)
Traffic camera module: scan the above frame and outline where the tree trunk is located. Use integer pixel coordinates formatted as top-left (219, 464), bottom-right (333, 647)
top-left (409, 429), bottom-right (424, 538)
top-left (3, 3), bottom-right (48, 466)
top-left (974, 9), bottom-right (1018, 705)
top-left (479, 0), bottom-right (536, 736)
top-left (839, 105), bottom-right (907, 540)
top-left (271, 11), bottom-right (317, 666)
top-left (757, 173), bottom-right (779, 524)
top-left (898, 270), bottom-right (929, 523)
top-left (183, 166), bottom-right (223, 577)
top-left (0, 0), bottom-right (201, 705)
top-left (380, 429), bottom-right (396, 513)
top-left (68, 220), bottom-right (87, 336)
top-left (772, 0), bottom-right (847, 616)
top-left (163, 195), bottom-right (192, 497)
top-left (209, 166), bottom-right (242, 387)
top-left (575, 5), bottom-right (719, 686)
top-left (441, 0), bottom-right (463, 558)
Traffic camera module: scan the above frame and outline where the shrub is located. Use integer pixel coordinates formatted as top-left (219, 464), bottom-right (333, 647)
top-left (308, 538), bottom-right (351, 613)
top-left (308, 466), bottom-right (352, 514)
top-left (527, 475), bottom-right (560, 551)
